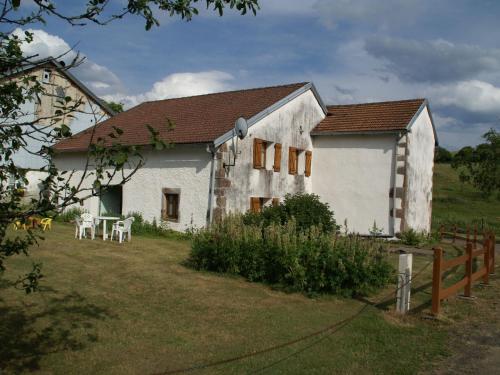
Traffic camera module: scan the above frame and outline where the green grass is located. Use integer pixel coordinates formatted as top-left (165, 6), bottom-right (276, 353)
top-left (1, 224), bottom-right (450, 375)
top-left (432, 163), bottom-right (500, 234)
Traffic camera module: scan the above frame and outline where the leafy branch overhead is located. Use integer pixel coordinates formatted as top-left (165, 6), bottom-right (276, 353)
top-left (0, 0), bottom-right (260, 293)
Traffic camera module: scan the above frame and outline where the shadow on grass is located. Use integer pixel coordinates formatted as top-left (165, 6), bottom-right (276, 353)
top-left (0, 279), bottom-right (116, 373)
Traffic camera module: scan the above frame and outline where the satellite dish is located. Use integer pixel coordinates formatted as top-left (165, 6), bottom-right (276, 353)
top-left (234, 117), bottom-right (248, 139)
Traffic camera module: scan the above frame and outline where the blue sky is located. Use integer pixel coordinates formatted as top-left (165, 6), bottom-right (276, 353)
top-left (7, 0), bottom-right (500, 149)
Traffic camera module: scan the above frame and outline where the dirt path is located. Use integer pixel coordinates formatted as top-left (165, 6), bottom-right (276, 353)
top-left (429, 244), bottom-right (500, 374)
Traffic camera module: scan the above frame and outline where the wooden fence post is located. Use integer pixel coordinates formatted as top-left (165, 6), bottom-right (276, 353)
top-left (466, 226), bottom-right (470, 245)
top-left (473, 226), bottom-right (477, 248)
top-left (483, 237), bottom-right (490, 285)
top-left (490, 233), bottom-right (496, 274)
top-left (432, 247), bottom-right (443, 315)
top-left (464, 242), bottom-right (473, 297)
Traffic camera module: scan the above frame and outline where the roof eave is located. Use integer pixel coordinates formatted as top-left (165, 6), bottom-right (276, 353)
top-left (214, 82), bottom-right (327, 147)
top-left (311, 130), bottom-right (404, 136)
top-left (405, 99), bottom-right (439, 146)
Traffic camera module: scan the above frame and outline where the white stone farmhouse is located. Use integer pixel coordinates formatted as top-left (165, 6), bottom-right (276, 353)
top-left (3, 57), bottom-right (115, 199)
top-left (53, 82), bottom-right (437, 235)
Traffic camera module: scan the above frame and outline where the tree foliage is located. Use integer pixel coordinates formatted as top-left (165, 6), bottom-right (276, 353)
top-left (105, 101), bottom-right (124, 113)
top-left (434, 146), bottom-right (453, 163)
top-left (0, 0), bottom-right (259, 292)
top-left (451, 129), bottom-right (500, 197)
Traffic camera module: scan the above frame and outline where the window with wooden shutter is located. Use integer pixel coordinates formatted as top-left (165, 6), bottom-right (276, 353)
top-left (305, 151), bottom-right (312, 177)
top-left (272, 198), bottom-right (280, 207)
top-left (253, 139), bottom-right (266, 169)
top-left (288, 147), bottom-right (298, 175)
top-left (273, 143), bottom-right (282, 172)
top-left (162, 188), bottom-right (180, 222)
top-left (250, 197), bottom-right (262, 213)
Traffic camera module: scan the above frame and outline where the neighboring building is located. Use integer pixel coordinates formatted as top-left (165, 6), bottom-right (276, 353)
top-left (53, 82), bottom-right (437, 235)
top-left (3, 57), bottom-right (114, 198)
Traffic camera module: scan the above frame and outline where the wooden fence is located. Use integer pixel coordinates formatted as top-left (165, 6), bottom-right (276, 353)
top-left (432, 230), bottom-right (496, 315)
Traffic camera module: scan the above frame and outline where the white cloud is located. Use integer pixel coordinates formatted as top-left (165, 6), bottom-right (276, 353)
top-left (11, 28), bottom-right (125, 97)
top-left (313, 0), bottom-right (422, 29)
top-left (364, 36), bottom-right (500, 83)
top-left (103, 71), bottom-right (235, 108)
top-left (428, 80), bottom-right (500, 115)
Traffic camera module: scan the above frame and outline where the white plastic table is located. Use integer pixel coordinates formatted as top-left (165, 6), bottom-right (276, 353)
top-left (96, 216), bottom-right (120, 240)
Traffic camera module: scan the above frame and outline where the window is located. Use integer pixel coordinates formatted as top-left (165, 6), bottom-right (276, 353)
top-left (272, 198), bottom-right (280, 207)
top-left (253, 138), bottom-right (267, 169)
top-left (273, 143), bottom-right (282, 172)
top-left (288, 147), bottom-right (298, 175)
top-left (162, 188), bottom-right (180, 222)
top-left (305, 151), bottom-right (312, 177)
top-left (42, 69), bottom-right (51, 83)
top-left (55, 86), bottom-right (66, 103)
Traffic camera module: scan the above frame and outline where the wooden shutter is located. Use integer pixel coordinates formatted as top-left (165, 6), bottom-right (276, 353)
top-left (288, 147), bottom-right (297, 175)
top-left (273, 143), bottom-right (282, 172)
top-left (253, 139), bottom-right (263, 169)
top-left (305, 151), bottom-right (312, 177)
top-left (272, 198), bottom-right (280, 207)
top-left (250, 197), bottom-right (261, 213)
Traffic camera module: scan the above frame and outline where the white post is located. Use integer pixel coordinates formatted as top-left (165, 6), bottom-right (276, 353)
top-left (396, 252), bottom-right (413, 314)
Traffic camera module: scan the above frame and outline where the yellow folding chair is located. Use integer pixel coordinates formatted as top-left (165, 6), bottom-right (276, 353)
top-left (40, 218), bottom-right (53, 231)
top-left (13, 221), bottom-right (27, 230)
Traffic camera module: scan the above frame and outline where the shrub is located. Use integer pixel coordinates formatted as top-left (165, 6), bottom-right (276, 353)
top-left (398, 229), bottom-right (429, 247)
top-left (124, 212), bottom-right (190, 240)
top-left (243, 193), bottom-right (338, 234)
top-left (189, 215), bottom-right (393, 296)
top-left (56, 207), bottom-right (85, 222)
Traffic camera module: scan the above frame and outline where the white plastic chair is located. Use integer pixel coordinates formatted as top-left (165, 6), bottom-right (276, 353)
top-left (111, 217), bottom-right (134, 243)
top-left (75, 213), bottom-right (96, 240)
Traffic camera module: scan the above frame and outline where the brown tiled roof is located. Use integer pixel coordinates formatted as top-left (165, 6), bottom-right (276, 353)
top-left (312, 98), bottom-right (426, 134)
top-left (54, 82), bottom-right (308, 152)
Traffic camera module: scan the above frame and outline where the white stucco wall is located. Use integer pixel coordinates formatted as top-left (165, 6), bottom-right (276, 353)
top-left (220, 89), bottom-right (326, 213)
top-left (5, 66), bottom-right (109, 200)
top-left (312, 134), bottom-right (397, 235)
top-left (54, 145), bottom-right (212, 231)
top-left (404, 106), bottom-right (435, 232)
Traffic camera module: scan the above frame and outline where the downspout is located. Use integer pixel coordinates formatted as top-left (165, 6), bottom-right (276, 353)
top-left (206, 143), bottom-right (218, 226)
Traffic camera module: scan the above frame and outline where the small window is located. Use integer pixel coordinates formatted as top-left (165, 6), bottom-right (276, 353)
top-left (273, 143), bottom-right (282, 172)
top-left (253, 138), bottom-right (267, 169)
top-left (42, 69), bottom-right (51, 83)
top-left (305, 151), bottom-right (312, 177)
top-left (272, 198), bottom-right (280, 207)
top-left (55, 86), bottom-right (65, 103)
top-left (288, 147), bottom-right (299, 175)
top-left (162, 189), bottom-right (180, 222)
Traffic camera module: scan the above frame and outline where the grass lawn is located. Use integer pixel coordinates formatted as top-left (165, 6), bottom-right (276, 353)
top-left (432, 163), bottom-right (500, 233)
top-left (1, 224), bottom-right (453, 375)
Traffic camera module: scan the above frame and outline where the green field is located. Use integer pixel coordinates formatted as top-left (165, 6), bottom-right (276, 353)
top-left (1, 224), bottom-right (449, 375)
top-left (432, 163), bottom-right (499, 234)
top-left (0, 165), bottom-right (498, 374)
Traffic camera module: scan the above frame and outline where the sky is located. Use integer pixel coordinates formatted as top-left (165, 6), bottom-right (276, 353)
top-left (5, 0), bottom-right (500, 149)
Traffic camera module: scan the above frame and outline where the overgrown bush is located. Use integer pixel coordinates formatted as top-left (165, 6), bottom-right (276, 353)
top-left (243, 193), bottom-right (338, 234)
top-left (398, 229), bottom-right (434, 247)
top-left (55, 207), bottom-right (85, 222)
top-left (189, 215), bottom-right (393, 296)
top-left (124, 212), bottom-right (190, 240)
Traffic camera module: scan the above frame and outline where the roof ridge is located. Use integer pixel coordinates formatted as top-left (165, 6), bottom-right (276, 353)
top-left (141, 82), bottom-right (309, 104)
top-left (327, 98), bottom-right (425, 108)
